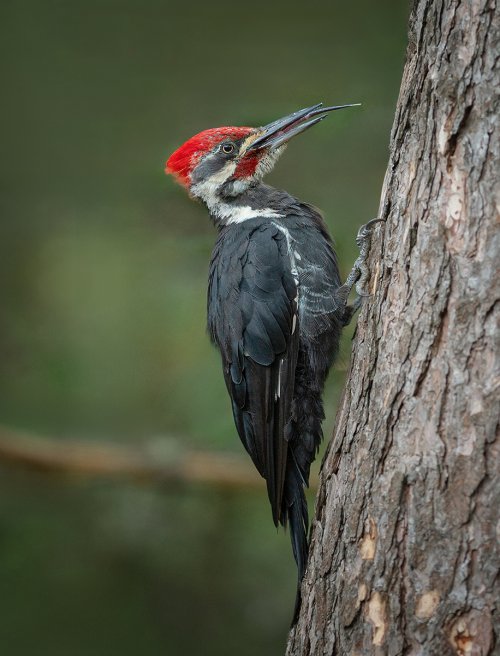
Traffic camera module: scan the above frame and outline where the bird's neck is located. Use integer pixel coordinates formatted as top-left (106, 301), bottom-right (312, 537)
top-left (201, 183), bottom-right (295, 227)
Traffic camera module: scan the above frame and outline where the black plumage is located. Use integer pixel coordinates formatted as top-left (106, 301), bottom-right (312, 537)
top-left (207, 191), bottom-right (345, 618)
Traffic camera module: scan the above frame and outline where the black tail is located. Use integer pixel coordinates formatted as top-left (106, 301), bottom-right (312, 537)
top-left (283, 459), bottom-right (309, 625)
top-left (282, 346), bottom-right (332, 624)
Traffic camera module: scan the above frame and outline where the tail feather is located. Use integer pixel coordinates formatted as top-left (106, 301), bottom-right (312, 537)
top-left (283, 461), bottom-right (309, 625)
top-left (280, 344), bottom-right (337, 624)
top-left (283, 361), bottom-right (328, 623)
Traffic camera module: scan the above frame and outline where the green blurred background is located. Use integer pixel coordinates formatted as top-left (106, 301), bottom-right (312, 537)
top-left (0, 1), bottom-right (408, 654)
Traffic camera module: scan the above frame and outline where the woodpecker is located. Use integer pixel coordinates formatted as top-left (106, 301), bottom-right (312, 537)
top-left (165, 103), bottom-right (380, 622)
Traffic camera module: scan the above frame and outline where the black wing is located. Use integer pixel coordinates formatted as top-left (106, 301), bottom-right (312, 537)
top-left (208, 221), bottom-right (299, 524)
top-left (289, 205), bottom-right (343, 341)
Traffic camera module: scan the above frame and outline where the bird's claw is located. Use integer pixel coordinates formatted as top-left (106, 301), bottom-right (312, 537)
top-left (355, 218), bottom-right (385, 250)
top-left (337, 218), bottom-right (384, 323)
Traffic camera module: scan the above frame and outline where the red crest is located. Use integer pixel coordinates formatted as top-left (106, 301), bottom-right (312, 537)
top-left (165, 127), bottom-right (253, 186)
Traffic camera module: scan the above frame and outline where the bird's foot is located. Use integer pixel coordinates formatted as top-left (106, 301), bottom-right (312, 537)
top-left (354, 218), bottom-right (385, 295)
top-left (336, 218), bottom-right (384, 325)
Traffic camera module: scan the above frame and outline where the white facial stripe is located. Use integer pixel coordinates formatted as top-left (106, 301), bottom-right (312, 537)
top-left (192, 159), bottom-right (238, 195)
top-left (189, 143), bottom-right (288, 225)
top-left (191, 157), bottom-right (283, 224)
top-left (191, 143), bottom-right (285, 201)
top-left (190, 159), bottom-right (238, 208)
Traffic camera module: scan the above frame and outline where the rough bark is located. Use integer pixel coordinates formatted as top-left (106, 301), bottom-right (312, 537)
top-left (287, 1), bottom-right (499, 654)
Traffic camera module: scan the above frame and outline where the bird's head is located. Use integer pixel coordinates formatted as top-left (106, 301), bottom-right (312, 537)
top-left (165, 103), bottom-right (359, 202)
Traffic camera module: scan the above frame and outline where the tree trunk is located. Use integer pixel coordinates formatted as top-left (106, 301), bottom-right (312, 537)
top-left (287, 1), bottom-right (499, 654)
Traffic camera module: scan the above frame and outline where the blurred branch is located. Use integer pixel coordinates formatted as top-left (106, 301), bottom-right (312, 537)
top-left (0, 425), bottom-right (317, 491)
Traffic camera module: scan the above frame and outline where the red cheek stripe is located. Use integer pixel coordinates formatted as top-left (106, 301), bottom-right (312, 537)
top-left (234, 154), bottom-right (259, 179)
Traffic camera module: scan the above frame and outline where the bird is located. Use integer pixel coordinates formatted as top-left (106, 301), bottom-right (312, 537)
top-left (165, 103), bottom-right (381, 622)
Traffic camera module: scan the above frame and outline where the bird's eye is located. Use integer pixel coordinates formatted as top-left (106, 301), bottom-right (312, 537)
top-left (221, 143), bottom-right (235, 154)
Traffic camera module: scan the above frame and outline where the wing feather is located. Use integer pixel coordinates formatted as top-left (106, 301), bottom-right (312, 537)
top-left (209, 222), bottom-right (299, 524)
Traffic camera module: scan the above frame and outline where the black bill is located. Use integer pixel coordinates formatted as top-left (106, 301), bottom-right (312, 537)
top-left (249, 102), bottom-right (361, 151)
